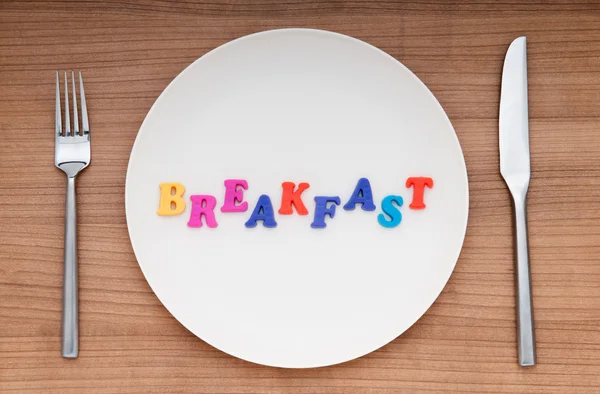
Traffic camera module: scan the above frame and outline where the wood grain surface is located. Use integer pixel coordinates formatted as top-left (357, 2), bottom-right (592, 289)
top-left (1, 1), bottom-right (599, 392)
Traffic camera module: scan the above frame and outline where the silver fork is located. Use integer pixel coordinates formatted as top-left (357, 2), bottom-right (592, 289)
top-left (55, 71), bottom-right (91, 359)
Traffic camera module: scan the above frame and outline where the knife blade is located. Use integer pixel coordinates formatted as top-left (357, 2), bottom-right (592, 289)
top-left (499, 36), bottom-right (536, 367)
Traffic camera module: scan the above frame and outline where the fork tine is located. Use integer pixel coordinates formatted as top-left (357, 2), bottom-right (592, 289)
top-left (79, 72), bottom-right (89, 134)
top-left (56, 71), bottom-right (62, 136)
top-left (71, 71), bottom-right (79, 136)
top-left (64, 72), bottom-right (71, 136)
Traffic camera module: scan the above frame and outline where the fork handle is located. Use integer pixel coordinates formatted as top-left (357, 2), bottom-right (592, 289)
top-left (62, 175), bottom-right (79, 358)
top-left (512, 195), bottom-right (536, 367)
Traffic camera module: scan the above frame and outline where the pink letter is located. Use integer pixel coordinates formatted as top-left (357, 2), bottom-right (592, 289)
top-left (188, 195), bottom-right (218, 228)
top-left (221, 179), bottom-right (248, 213)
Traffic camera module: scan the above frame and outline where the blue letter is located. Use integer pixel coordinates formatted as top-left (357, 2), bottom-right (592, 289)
top-left (245, 195), bottom-right (277, 228)
top-left (377, 195), bottom-right (403, 228)
top-left (343, 178), bottom-right (376, 211)
top-left (311, 196), bottom-right (341, 229)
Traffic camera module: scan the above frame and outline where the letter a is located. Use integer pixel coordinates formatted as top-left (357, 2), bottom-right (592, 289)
top-left (343, 178), bottom-right (376, 211)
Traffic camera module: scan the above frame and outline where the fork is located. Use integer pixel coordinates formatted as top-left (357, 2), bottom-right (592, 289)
top-left (55, 71), bottom-right (91, 359)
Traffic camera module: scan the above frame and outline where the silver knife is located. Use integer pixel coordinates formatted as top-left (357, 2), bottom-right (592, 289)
top-left (499, 36), bottom-right (536, 367)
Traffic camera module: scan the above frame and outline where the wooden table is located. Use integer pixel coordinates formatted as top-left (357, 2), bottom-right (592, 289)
top-left (1, 1), bottom-right (599, 392)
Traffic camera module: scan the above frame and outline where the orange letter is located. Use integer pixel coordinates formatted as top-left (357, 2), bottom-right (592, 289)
top-left (278, 182), bottom-right (310, 215)
top-left (157, 182), bottom-right (186, 216)
top-left (406, 177), bottom-right (433, 210)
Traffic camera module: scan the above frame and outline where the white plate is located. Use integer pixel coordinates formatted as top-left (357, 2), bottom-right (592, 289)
top-left (125, 28), bottom-right (468, 368)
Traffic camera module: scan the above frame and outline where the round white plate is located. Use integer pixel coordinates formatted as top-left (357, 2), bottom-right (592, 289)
top-left (126, 28), bottom-right (468, 368)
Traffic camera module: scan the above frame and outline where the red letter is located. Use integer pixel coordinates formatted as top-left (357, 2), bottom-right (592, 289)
top-left (187, 195), bottom-right (218, 228)
top-left (278, 182), bottom-right (310, 215)
top-left (406, 177), bottom-right (434, 210)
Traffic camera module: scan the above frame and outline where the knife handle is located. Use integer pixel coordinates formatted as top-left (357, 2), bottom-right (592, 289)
top-left (512, 194), bottom-right (536, 367)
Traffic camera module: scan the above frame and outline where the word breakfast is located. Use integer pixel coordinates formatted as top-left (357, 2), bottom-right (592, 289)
top-left (157, 177), bottom-right (433, 229)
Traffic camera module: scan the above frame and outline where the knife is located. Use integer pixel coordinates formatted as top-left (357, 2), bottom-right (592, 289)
top-left (499, 36), bottom-right (536, 367)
